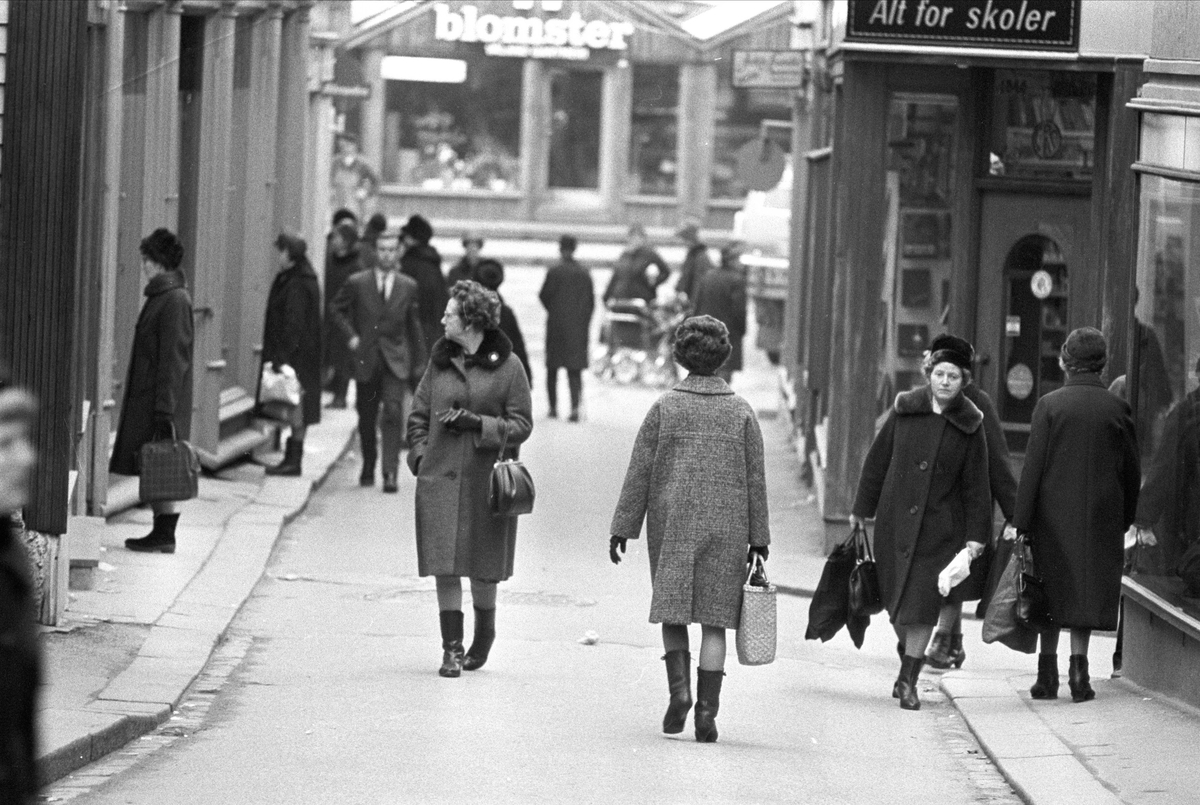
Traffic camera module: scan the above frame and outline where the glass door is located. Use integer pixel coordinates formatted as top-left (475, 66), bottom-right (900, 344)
top-left (548, 66), bottom-right (602, 190)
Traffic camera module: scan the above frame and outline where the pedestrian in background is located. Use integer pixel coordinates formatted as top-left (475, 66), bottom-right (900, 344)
top-left (692, 241), bottom-right (748, 384)
top-left (259, 233), bottom-right (322, 477)
top-left (323, 217), bottom-right (360, 409)
top-left (329, 134), bottom-right (378, 220)
top-left (0, 381), bottom-right (40, 805)
top-left (477, 259), bottom-right (532, 386)
top-left (110, 228), bottom-right (194, 554)
top-left (539, 235), bottom-right (594, 421)
top-left (610, 315), bottom-right (770, 743)
top-left (1012, 327), bottom-right (1140, 703)
top-left (399, 213), bottom-right (449, 359)
top-left (850, 340), bottom-right (990, 711)
top-left (674, 219), bottom-right (714, 309)
top-left (332, 231), bottom-right (426, 493)
top-left (447, 232), bottom-right (491, 285)
top-left (360, 212), bottom-right (388, 250)
top-left (603, 224), bottom-right (670, 305)
top-left (406, 280), bottom-right (533, 678)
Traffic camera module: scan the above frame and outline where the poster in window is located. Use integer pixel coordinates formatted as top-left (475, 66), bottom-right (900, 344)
top-left (901, 211), bottom-right (950, 259)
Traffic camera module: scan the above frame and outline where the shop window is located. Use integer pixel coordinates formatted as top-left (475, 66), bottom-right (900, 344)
top-left (383, 57), bottom-right (522, 191)
top-left (627, 64), bottom-right (679, 197)
top-left (989, 70), bottom-right (1096, 181)
top-left (709, 77), bottom-right (791, 200)
top-left (548, 67), bottom-right (602, 190)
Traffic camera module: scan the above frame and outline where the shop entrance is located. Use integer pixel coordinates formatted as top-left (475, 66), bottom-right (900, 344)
top-left (540, 65), bottom-right (605, 215)
top-left (975, 193), bottom-right (1089, 452)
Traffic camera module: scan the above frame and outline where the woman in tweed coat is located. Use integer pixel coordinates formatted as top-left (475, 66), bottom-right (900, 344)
top-left (610, 315), bottom-right (770, 743)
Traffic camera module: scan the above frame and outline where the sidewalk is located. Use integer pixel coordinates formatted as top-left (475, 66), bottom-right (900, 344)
top-left (36, 405), bottom-right (358, 785)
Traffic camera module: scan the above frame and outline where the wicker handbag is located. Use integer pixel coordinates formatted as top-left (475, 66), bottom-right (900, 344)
top-left (736, 555), bottom-right (777, 666)
top-left (138, 425), bottom-right (200, 504)
top-left (488, 420), bottom-right (534, 517)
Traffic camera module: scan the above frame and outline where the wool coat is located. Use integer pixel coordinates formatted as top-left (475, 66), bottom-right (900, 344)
top-left (539, 257), bottom-right (594, 371)
top-left (330, 269), bottom-right (426, 383)
top-left (260, 260), bottom-right (322, 425)
top-left (497, 299), bottom-right (532, 383)
top-left (406, 328), bottom-right (533, 582)
top-left (962, 382), bottom-right (1019, 610)
top-left (692, 262), bottom-right (748, 373)
top-left (603, 246), bottom-right (670, 303)
top-left (110, 270), bottom-right (194, 476)
top-left (676, 243), bottom-right (715, 305)
top-left (610, 375), bottom-right (770, 629)
top-left (853, 386), bottom-right (992, 626)
top-left (322, 241), bottom-right (359, 377)
top-left (0, 516), bottom-right (39, 803)
top-left (1013, 373), bottom-right (1140, 630)
top-left (400, 243), bottom-right (450, 358)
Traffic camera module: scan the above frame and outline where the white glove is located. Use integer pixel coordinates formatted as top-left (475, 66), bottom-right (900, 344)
top-left (1002, 523), bottom-right (1018, 542)
top-left (938, 548), bottom-right (973, 597)
top-left (1125, 525), bottom-right (1157, 549)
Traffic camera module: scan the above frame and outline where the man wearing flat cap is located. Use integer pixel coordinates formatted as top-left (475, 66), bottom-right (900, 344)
top-left (674, 219), bottom-right (714, 308)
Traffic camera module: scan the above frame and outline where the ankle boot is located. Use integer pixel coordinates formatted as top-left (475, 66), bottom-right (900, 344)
top-left (1068, 654), bottom-right (1095, 702)
top-left (949, 633), bottom-right (966, 668)
top-left (694, 669), bottom-right (724, 743)
top-left (893, 642), bottom-right (905, 698)
top-left (897, 655), bottom-right (923, 711)
top-left (266, 437), bottom-right (303, 476)
top-left (1030, 654), bottom-right (1059, 699)
top-left (463, 607), bottom-right (496, 671)
top-left (438, 610), bottom-right (465, 678)
top-left (661, 650), bottom-right (693, 734)
top-left (125, 513), bottom-right (179, 553)
top-left (925, 631), bottom-right (954, 669)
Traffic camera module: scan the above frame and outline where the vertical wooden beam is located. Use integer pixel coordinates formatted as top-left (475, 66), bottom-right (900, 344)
top-left (783, 87), bottom-right (812, 389)
top-left (360, 46), bottom-right (383, 171)
top-left (307, 28), bottom-right (339, 296)
top-left (141, 2), bottom-right (181, 230)
top-left (276, 5), bottom-right (309, 235)
top-left (677, 61), bottom-right (716, 223)
top-left (600, 63), bottom-right (631, 223)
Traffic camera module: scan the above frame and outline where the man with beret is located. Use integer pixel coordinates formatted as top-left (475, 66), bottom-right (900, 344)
top-left (400, 214), bottom-right (450, 360)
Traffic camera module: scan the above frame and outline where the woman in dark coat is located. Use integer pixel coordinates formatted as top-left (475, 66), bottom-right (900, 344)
top-left (1012, 327), bottom-right (1140, 703)
top-left (476, 259), bottom-right (532, 385)
top-left (259, 233), bottom-right (322, 477)
top-left (110, 228), bottom-right (194, 554)
top-left (539, 235), bottom-right (594, 421)
top-left (610, 316), bottom-right (770, 743)
top-left (406, 280), bottom-right (533, 679)
top-left (692, 242), bottom-right (748, 382)
top-left (851, 342), bottom-right (991, 710)
top-left (323, 219), bottom-right (360, 409)
top-left (399, 214), bottom-right (450, 360)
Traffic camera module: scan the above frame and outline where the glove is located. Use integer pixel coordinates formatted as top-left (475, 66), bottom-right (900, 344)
top-left (609, 536), bottom-right (626, 565)
top-left (1001, 522), bottom-right (1018, 542)
top-left (748, 545), bottom-right (769, 563)
top-left (1125, 525), bottom-right (1157, 549)
top-left (438, 408), bottom-right (483, 432)
top-left (937, 548), bottom-right (973, 597)
top-left (152, 413), bottom-right (175, 441)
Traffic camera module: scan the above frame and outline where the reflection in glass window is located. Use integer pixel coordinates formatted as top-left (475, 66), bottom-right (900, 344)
top-left (989, 70), bottom-right (1096, 181)
top-left (628, 65), bottom-right (679, 197)
top-left (709, 75), bottom-right (790, 199)
top-left (383, 58), bottom-right (522, 191)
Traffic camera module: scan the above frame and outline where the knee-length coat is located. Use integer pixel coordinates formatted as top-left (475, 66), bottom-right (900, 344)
top-left (539, 257), bottom-right (594, 371)
top-left (610, 374), bottom-right (770, 629)
top-left (406, 328), bottom-right (533, 582)
top-left (260, 259), bottom-right (322, 425)
top-left (1013, 373), bottom-right (1140, 630)
top-left (692, 263), bottom-right (747, 373)
top-left (852, 386), bottom-right (992, 626)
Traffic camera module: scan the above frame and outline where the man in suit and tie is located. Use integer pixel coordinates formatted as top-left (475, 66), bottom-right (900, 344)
top-left (331, 230), bottom-right (426, 493)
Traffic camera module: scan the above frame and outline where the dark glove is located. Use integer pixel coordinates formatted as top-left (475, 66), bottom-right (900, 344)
top-left (748, 545), bottom-right (769, 563)
top-left (438, 408), bottom-right (483, 432)
top-left (152, 413), bottom-right (175, 441)
top-left (609, 536), bottom-right (627, 565)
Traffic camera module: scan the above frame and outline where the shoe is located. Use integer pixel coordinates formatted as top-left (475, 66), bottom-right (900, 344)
top-left (1111, 650), bottom-right (1123, 679)
top-left (925, 631), bottom-right (953, 669)
top-left (463, 607), bottom-right (496, 671)
top-left (568, 409), bottom-right (580, 423)
top-left (896, 655), bottom-right (924, 710)
top-left (1030, 653), bottom-right (1059, 700)
top-left (662, 650), bottom-right (693, 734)
top-left (548, 408), bottom-right (558, 419)
top-left (382, 473), bottom-right (398, 494)
top-left (1068, 654), bottom-right (1095, 702)
top-left (125, 513), bottom-right (179, 554)
top-left (327, 396), bottom-right (347, 409)
top-left (893, 641), bottom-right (905, 698)
top-left (265, 437), bottom-right (303, 476)
top-left (438, 610), bottom-right (465, 678)
top-left (359, 462), bottom-right (375, 487)
top-left (949, 634), bottom-right (966, 668)
top-left (694, 669), bottom-right (724, 742)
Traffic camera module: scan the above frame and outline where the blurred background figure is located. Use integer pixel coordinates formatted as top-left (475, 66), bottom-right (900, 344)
top-left (603, 224), bottom-right (670, 305)
top-left (323, 215), bottom-right (360, 410)
top-left (448, 232), bottom-right (494, 286)
top-left (399, 214), bottom-right (449, 360)
top-left (674, 219), bottom-right (713, 310)
top-left (692, 241), bottom-right (748, 384)
top-left (329, 134), bottom-right (378, 220)
top-left (360, 212), bottom-right (388, 250)
top-left (539, 235), bottom-right (594, 421)
top-left (478, 260), bottom-right (532, 386)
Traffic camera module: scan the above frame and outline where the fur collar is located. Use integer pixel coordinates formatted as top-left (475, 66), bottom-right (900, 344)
top-left (894, 385), bottom-right (983, 435)
top-left (430, 327), bottom-right (513, 371)
top-left (145, 269), bottom-right (185, 297)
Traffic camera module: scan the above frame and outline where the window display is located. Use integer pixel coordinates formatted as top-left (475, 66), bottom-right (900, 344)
top-left (709, 77), bottom-right (791, 199)
top-left (627, 64), bottom-right (679, 197)
top-left (989, 70), bottom-right (1096, 181)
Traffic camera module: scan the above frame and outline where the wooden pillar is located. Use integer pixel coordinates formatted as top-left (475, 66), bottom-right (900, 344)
top-left (677, 61), bottom-right (716, 223)
top-left (518, 58), bottom-right (545, 220)
top-left (142, 2), bottom-right (181, 230)
top-left (361, 46), bottom-right (384, 172)
top-left (600, 63), bottom-right (631, 222)
top-left (783, 86), bottom-right (812, 387)
top-left (276, 5), bottom-right (309, 236)
top-left (308, 30), bottom-right (339, 295)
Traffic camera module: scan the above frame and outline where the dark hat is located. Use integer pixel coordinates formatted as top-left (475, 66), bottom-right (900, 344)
top-left (274, 232), bottom-right (307, 263)
top-left (476, 259), bottom-right (505, 291)
top-left (929, 347), bottom-right (973, 373)
top-left (401, 214), bottom-right (433, 244)
top-left (559, 234), bottom-right (577, 253)
top-left (334, 219), bottom-right (359, 245)
top-left (1061, 326), bottom-right (1107, 372)
top-left (675, 219), bottom-right (701, 241)
top-left (140, 228), bottom-right (184, 270)
top-left (928, 333), bottom-right (975, 364)
top-left (365, 212), bottom-right (388, 234)
top-left (332, 207), bottom-right (358, 227)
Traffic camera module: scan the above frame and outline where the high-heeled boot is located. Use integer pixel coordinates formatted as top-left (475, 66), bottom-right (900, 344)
top-left (265, 437), bottom-right (303, 476)
top-left (896, 655), bottom-right (923, 711)
top-left (949, 633), bottom-right (966, 668)
top-left (1030, 654), bottom-right (1059, 699)
top-left (694, 669), bottom-right (724, 743)
top-left (925, 631), bottom-right (954, 669)
top-left (662, 650), bottom-right (692, 734)
top-left (1068, 654), bottom-right (1095, 702)
top-left (438, 610), bottom-right (465, 678)
top-left (463, 607), bottom-right (496, 671)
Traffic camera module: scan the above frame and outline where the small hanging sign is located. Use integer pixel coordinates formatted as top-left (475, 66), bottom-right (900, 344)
top-left (1006, 315), bottom-right (1022, 337)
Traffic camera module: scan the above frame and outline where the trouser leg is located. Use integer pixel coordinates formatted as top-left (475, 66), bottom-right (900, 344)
top-left (379, 370), bottom-right (410, 476)
top-left (567, 369), bottom-right (582, 412)
top-left (356, 373), bottom-right (382, 472)
top-left (546, 367), bottom-right (558, 415)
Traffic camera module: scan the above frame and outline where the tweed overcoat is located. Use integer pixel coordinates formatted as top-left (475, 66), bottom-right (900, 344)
top-left (1013, 373), bottom-right (1140, 630)
top-left (400, 243), bottom-right (449, 358)
top-left (259, 260), bottom-right (322, 425)
top-left (852, 386), bottom-right (992, 626)
top-left (539, 257), bottom-right (595, 371)
top-left (406, 328), bottom-right (533, 582)
top-left (610, 375), bottom-right (770, 628)
top-left (692, 264), bottom-right (747, 373)
top-left (110, 270), bottom-right (194, 476)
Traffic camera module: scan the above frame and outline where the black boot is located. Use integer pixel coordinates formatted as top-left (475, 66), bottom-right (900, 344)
top-left (438, 610), bottom-right (465, 678)
top-left (893, 642), bottom-right (905, 698)
top-left (949, 634), bottom-right (966, 669)
top-left (125, 513), bottom-right (179, 554)
top-left (662, 650), bottom-right (693, 734)
top-left (1030, 653), bottom-right (1059, 700)
top-left (925, 631), bottom-right (954, 669)
top-left (897, 655), bottom-right (923, 711)
top-left (463, 607), bottom-right (496, 671)
top-left (1068, 654), bottom-right (1095, 702)
top-left (265, 437), bottom-right (303, 476)
top-left (694, 669), bottom-right (724, 743)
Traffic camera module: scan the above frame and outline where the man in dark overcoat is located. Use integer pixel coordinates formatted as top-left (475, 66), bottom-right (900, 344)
top-left (674, 219), bottom-right (714, 308)
top-left (538, 235), bottom-right (594, 421)
top-left (692, 242), bottom-right (748, 383)
top-left (399, 214), bottom-right (450, 359)
top-left (1012, 327), bottom-right (1140, 703)
top-left (323, 219), bottom-right (360, 409)
top-left (602, 224), bottom-right (670, 304)
top-left (331, 231), bottom-right (426, 493)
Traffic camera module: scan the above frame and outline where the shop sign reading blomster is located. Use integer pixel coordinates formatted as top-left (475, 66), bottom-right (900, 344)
top-left (434, 3), bottom-right (634, 62)
top-left (846, 0), bottom-right (1079, 51)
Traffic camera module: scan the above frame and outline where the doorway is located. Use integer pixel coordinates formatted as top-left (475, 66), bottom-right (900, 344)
top-left (539, 64), bottom-right (605, 215)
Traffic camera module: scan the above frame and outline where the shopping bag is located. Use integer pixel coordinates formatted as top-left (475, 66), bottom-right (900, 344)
top-left (848, 524), bottom-right (884, 618)
top-left (806, 527), bottom-right (872, 649)
top-left (981, 537), bottom-right (1038, 654)
top-left (736, 556), bottom-right (777, 666)
top-left (260, 363), bottom-right (301, 406)
top-left (138, 432), bottom-right (200, 504)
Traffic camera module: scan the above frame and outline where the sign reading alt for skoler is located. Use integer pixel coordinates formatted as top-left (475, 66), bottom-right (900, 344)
top-left (846, 0), bottom-right (1079, 50)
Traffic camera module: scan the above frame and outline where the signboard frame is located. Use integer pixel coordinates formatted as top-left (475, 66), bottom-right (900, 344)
top-left (732, 50), bottom-right (805, 89)
top-left (845, 0), bottom-right (1081, 52)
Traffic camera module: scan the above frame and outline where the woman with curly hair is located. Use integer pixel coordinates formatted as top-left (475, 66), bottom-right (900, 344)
top-left (406, 280), bottom-right (533, 677)
top-left (609, 315), bottom-right (771, 743)
top-left (110, 228), bottom-right (194, 554)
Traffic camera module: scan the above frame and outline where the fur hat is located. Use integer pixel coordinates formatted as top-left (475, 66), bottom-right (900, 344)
top-left (1061, 327), bottom-right (1107, 373)
top-left (364, 212), bottom-right (388, 235)
top-left (331, 208), bottom-right (358, 227)
top-left (476, 259), bottom-right (505, 291)
top-left (928, 333), bottom-right (975, 363)
top-left (140, 228), bottom-right (184, 270)
top-left (401, 214), bottom-right (433, 244)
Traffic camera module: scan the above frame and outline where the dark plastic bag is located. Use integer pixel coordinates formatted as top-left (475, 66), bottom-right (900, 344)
top-left (805, 537), bottom-right (856, 643)
top-left (981, 538), bottom-right (1038, 654)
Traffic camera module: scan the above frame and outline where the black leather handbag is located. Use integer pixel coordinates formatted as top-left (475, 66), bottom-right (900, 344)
top-left (848, 524), bottom-right (884, 618)
top-left (1015, 535), bottom-right (1054, 632)
top-left (488, 420), bottom-right (534, 517)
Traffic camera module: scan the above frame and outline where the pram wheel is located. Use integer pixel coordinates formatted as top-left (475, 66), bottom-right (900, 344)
top-left (611, 348), bottom-right (642, 385)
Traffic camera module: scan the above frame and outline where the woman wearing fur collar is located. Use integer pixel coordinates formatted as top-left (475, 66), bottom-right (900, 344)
top-left (849, 343), bottom-right (992, 710)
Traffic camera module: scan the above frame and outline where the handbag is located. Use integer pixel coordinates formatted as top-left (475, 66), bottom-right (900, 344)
top-left (138, 423), bottom-right (200, 504)
top-left (847, 523), bottom-right (884, 618)
top-left (1015, 535), bottom-right (1054, 632)
top-left (488, 420), bottom-right (534, 517)
top-left (260, 363), bottom-right (301, 407)
top-left (736, 555), bottom-right (777, 666)
top-left (981, 535), bottom-right (1039, 654)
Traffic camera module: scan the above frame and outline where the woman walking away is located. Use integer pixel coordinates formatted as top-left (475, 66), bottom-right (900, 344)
top-left (110, 228), bottom-right (194, 554)
top-left (260, 234), bottom-right (322, 476)
top-left (610, 315), bottom-right (770, 743)
top-left (1012, 327), bottom-right (1140, 703)
top-left (850, 340), bottom-right (991, 710)
top-left (407, 281), bottom-right (533, 677)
